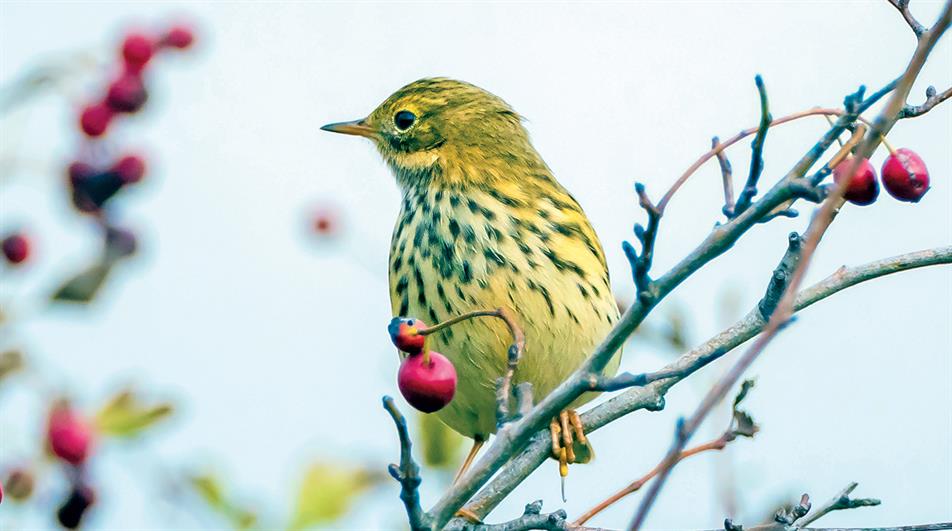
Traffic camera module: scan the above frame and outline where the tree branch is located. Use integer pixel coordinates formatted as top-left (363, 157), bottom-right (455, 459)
top-left (623, 183), bottom-right (661, 295)
top-left (899, 85), bottom-right (952, 118)
top-left (383, 396), bottom-right (426, 530)
top-left (734, 75), bottom-right (772, 216)
top-left (795, 483), bottom-right (881, 528)
top-left (453, 246), bottom-right (950, 525)
top-left (888, 0), bottom-right (926, 37)
top-left (713, 136), bottom-right (736, 217)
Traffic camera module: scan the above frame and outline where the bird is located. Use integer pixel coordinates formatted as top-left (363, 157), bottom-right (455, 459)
top-left (322, 78), bottom-right (621, 484)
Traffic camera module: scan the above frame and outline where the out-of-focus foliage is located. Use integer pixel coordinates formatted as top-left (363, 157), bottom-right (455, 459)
top-left (288, 462), bottom-right (382, 530)
top-left (50, 263), bottom-right (112, 304)
top-left (189, 473), bottom-right (258, 530)
top-left (417, 410), bottom-right (464, 469)
top-left (95, 388), bottom-right (173, 438)
top-left (0, 349), bottom-right (24, 384)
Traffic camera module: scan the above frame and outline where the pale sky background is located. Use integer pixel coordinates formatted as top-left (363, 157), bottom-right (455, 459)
top-left (1, 2), bottom-right (950, 530)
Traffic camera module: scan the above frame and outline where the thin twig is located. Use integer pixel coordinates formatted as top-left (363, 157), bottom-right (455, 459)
top-left (796, 483), bottom-right (881, 527)
top-left (734, 75), bottom-right (772, 215)
top-left (575, 381), bottom-right (757, 526)
top-left (622, 183), bottom-right (661, 294)
top-left (713, 136), bottom-right (735, 217)
top-left (888, 0), bottom-right (926, 36)
top-left (628, 5), bottom-right (952, 528)
top-left (383, 396), bottom-right (426, 530)
top-left (899, 85), bottom-right (952, 118)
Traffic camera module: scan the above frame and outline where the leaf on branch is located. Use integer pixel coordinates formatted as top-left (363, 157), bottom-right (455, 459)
top-left (418, 411), bottom-right (464, 470)
top-left (95, 388), bottom-right (174, 438)
top-left (289, 462), bottom-right (382, 530)
top-left (730, 380), bottom-right (759, 439)
top-left (50, 263), bottom-right (112, 304)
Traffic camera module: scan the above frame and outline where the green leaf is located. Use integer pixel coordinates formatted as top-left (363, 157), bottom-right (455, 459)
top-left (95, 388), bottom-right (173, 437)
top-left (417, 412), bottom-right (464, 469)
top-left (0, 349), bottom-right (25, 384)
top-left (51, 263), bottom-right (112, 303)
top-left (288, 462), bottom-right (379, 530)
top-left (189, 473), bottom-right (226, 508)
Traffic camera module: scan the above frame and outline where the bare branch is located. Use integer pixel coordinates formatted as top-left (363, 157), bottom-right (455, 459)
top-left (899, 85), bottom-right (952, 118)
top-left (888, 0), bottom-right (927, 37)
top-left (734, 75), bottom-right (772, 216)
top-left (383, 396), bottom-right (426, 530)
top-left (629, 6), bottom-right (952, 527)
top-left (622, 183), bottom-right (661, 295)
top-left (713, 136), bottom-right (735, 217)
top-left (455, 246), bottom-right (950, 525)
top-left (795, 483), bottom-right (880, 527)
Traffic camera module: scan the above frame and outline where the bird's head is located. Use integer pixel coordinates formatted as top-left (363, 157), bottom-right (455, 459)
top-left (322, 78), bottom-right (540, 189)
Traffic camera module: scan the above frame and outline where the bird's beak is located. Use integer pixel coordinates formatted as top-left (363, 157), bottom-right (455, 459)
top-left (320, 118), bottom-right (375, 138)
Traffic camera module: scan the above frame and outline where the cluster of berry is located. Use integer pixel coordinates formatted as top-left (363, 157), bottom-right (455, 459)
top-left (833, 147), bottom-right (931, 206)
top-left (388, 318), bottom-right (458, 413)
top-left (70, 26), bottom-right (193, 219)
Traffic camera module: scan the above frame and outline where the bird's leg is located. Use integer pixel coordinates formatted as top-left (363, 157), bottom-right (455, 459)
top-left (453, 436), bottom-right (485, 485)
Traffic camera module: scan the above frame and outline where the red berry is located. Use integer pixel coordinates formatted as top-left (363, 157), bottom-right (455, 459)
top-left (122, 33), bottom-right (154, 70)
top-left (388, 317), bottom-right (427, 354)
top-left (79, 103), bottom-right (114, 137)
top-left (105, 73), bottom-right (147, 113)
top-left (68, 161), bottom-right (96, 186)
top-left (161, 25), bottom-right (195, 49)
top-left (112, 154), bottom-right (146, 184)
top-left (881, 148), bottom-right (930, 202)
top-left (2, 233), bottom-right (30, 264)
top-left (833, 157), bottom-right (879, 206)
top-left (46, 403), bottom-right (93, 466)
top-left (397, 351), bottom-right (457, 413)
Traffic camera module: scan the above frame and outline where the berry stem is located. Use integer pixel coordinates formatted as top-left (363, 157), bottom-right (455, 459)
top-left (879, 133), bottom-right (898, 156)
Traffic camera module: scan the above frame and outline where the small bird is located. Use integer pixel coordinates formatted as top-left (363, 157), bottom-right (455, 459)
top-left (322, 78), bottom-right (621, 481)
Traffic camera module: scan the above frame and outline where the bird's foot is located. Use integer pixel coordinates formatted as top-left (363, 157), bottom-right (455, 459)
top-left (549, 409), bottom-right (594, 501)
top-left (454, 508), bottom-right (482, 523)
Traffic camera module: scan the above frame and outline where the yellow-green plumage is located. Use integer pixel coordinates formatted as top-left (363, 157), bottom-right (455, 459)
top-left (331, 78), bottom-right (620, 441)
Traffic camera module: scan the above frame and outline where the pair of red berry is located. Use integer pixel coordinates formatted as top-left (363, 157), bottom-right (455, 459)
top-left (80, 25), bottom-right (194, 137)
top-left (388, 317), bottom-right (458, 413)
top-left (833, 148), bottom-right (930, 206)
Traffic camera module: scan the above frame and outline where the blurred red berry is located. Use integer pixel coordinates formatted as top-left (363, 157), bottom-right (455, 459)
top-left (112, 154), bottom-right (146, 184)
top-left (0, 478), bottom-right (3, 504)
top-left (106, 73), bottom-right (147, 113)
top-left (79, 103), bottom-right (114, 137)
top-left (398, 351), bottom-right (457, 413)
top-left (68, 161), bottom-right (96, 186)
top-left (833, 157), bottom-right (879, 206)
top-left (57, 484), bottom-right (96, 529)
top-left (47, 403), bottom-right (93, 466)
top-left (388, 317), bottom-right (427, 354)
top-left (161, 25), bottom-right (195, 49)
top-left (122, 33), bottom-right (154, 70)
top-left (312, 206), bottom-right (340, 236)
top-left (882, 148), bottom-right (930, 202)
top-left (2, 233), bottom-right (30, 264)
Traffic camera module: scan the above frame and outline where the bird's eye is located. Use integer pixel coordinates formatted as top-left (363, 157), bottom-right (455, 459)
top-left (394, 110), bottom-right (416, 131)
